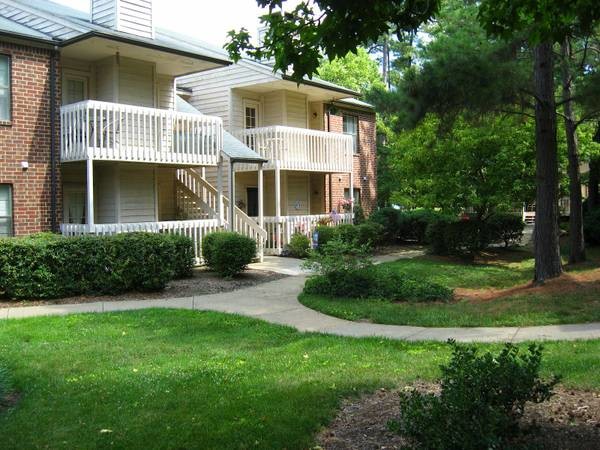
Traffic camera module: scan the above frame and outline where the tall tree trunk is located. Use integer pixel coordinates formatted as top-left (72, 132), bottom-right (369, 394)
top-left (560, 38), bottom-right (586, 263)
top-left (382, 33), bottom-right (390, 90)
top-left (533, 42), bottom-right (563, 282)
top-left (590, 158), bottom-right (600, 211)
top-left (590, 124), bottom-right (600, 211)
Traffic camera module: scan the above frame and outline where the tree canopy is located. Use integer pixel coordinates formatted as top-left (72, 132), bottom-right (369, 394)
top-left (317, 48), bottom-right (384, 93)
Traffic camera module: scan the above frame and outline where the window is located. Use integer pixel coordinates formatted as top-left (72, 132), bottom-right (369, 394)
top-left (64, 77), bottom-right (87, 105)
top-left (344, 187), bottom-right (361, 205)
top-left (0, 185), bottom-right (13, 237)
top-left (244, 100), bottom-right (260, 129)
top-left (343, 114), bottom-right (358, 153)
top-left (0, 55), bottom-right (10, 122)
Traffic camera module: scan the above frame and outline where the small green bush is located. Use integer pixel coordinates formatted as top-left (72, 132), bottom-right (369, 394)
top-left (315, 225), bottom-right (339, 248)
top-left (353, 205), bottom-right (366, 225)
top-left (202, 231), bottom-right (256, 277)
top-left (486, 213), bottom-right (525, 247)
top-left (0, 232), bottom-right (194, 300)
top-left (287, 233), bottom-right (311, 258)
top-left (354, 222), bottom-right (385, 247)
top-left (391, 341), bottom-right (559, 450)
top-left (303, 239), bottom-right (452, 302)
top-left (584, 207), bottom-right (600, 245)
top-left (369, 207), bottom-right (403, 242)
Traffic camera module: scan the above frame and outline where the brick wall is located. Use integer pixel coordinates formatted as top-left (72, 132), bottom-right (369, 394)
top-left (0, 42), bottom-right (60, 236)
top-left (324, 106), bottom-right (377, 215)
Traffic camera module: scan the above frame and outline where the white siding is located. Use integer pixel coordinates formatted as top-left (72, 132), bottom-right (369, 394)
top-left (91, 0), bottom-right (116, 28)
top-left (91, 0), bottom-right (154, 39)
top-left (286, 91), bottom-right (307, 128)
top-left (286, 172), bottom-right (309, 215)
top-left (178, 62), bottom-right (276, 131)
top-left (157, 74), bottom-right (175, 110)
top-left (95, 164), bottom-right (118, 224)
top-left (119, 165), bottom-right (156, 222)
top-left (157, 167), bottom-right (176, 220)
top-left (95, 57), bottom-right (117, 102)
top-left (233, 89), bottom-right (262, 129)
top-left (262, 90), bottom-right (284, 126)
top-left (118, 58), bottom-right (154, 107)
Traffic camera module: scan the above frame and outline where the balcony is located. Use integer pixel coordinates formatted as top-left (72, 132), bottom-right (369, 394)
top-left (233, 126), bottom-right (353, 173)
top-left (60, 100), bottom-right (222, 166)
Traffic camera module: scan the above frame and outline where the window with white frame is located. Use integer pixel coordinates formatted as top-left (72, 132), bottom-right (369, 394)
top-left (344, 187), bottom-right (361, 205)
top-left (0, 55), bottom-right (10, 122)
top-left (0, 184), bottom-right (13, 237)
top-left (343, 114), bottom-right (358, 153)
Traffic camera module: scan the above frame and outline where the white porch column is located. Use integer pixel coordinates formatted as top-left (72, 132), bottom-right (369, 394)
top-left (349, 171), bottom-right (354, 223)
top-left (217, 157), bottom-right (224, 226)
top-left (229, 161), bottom-right (235, 231)
top-left (86, 158), bottom-right (94, 229)
top-left (258, 162), bottom-right (264, 261)
top-left (275, 161), bottom-right (282, 254)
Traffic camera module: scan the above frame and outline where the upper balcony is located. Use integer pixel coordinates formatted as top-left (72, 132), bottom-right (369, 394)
top-left (233, 126), bottom-right (353, 173)
top-left (60, 100), bottom-right (223, 166)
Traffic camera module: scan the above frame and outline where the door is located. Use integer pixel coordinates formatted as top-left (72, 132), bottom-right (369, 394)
top-left (247, 187), bottom-right (258, 217)
top-left (243, 99), bottom-right (260, 149)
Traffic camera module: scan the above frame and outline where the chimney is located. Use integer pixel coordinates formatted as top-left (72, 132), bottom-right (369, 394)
top-left (91, 0), bottom-right (154, 39)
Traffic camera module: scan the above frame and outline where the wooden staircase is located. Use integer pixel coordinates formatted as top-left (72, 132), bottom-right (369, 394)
top-left (175, 168), bottom-right (267, 258)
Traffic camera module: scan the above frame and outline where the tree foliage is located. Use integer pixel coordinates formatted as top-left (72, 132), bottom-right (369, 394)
top-left (388, 114), bottom-right (536, 217)
top-left (317, 48), bottom-right (384, 93)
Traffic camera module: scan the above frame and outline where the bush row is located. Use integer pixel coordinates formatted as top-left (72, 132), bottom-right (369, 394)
top-left (427, 214), bottom-right (524, 257)
top-left (0, 232), bottom-right (194, 300)
top-left (302, 239), bottom-right (452, 302)
top-left (315, 222), bottom-right (385, 249)
top-left (369, 208), bottom-right (445, 243)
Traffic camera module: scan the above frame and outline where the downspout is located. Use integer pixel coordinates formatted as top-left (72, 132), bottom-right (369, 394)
top-left (50, 47), bottom-right (58, 232)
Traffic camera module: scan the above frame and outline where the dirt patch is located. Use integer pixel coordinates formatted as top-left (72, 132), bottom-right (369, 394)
top-left (455, 268), bottom-right (600, 303)
top-left (374, 244), bottom-right (426, 256)
top-left (0, 269), bottom-right (288, 308)
top-left (317, 384), bottom-right (600, 450)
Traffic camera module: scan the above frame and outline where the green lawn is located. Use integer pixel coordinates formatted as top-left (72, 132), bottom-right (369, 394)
top-left (300, 247), bottom-right (600, 327)
top-left (1, 310), bottom-right (599, 449)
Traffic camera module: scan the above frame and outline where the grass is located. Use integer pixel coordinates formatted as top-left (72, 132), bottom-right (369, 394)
top-left (300, 246), bottom-right (600, 328)
top-left (0, 310), bottom-right (599, 449)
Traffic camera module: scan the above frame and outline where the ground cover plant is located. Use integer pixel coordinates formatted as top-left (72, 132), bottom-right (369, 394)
top-left (0, 310), bottom-right (599, 449)
top-left (0, 232), bottom-right (193, 300)
top-left (300, 246), bottom-right (600, 327)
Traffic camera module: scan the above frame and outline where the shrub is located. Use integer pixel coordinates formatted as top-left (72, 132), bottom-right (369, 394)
top-left (287, 233), bottom-right (311, 258)
top-left (369, 207), bottom-right (403, 242)
top-left (353, 205), bottom-right (366, 225)
top-left (584, 207), bottom-right (600, 245)
top-left (0, 232), bottom-right (194, 300)
top-left (426, 217), bottom-right (487, 257)
top-left (392, 341), bottom-right (559, 450)
top-left (315, 225), bottom-right (339, 248)
top-left (354, 222), bottom-right (385, 247)
top-left (486, 213), bottom-right (525, 247)
top-left (303, 239), bottom-right (452, 302)
top-left (202, 231), bottom-right (256, 277)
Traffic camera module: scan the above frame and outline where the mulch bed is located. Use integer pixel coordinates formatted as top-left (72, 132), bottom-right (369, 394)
top-left (0, 268), bottom-right (288, 308)
top-left (317, 383), bottom-right (600, 450)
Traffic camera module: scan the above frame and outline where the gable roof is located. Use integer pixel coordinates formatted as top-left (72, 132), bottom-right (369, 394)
top-left (0, 0), bottom-right (230, 67)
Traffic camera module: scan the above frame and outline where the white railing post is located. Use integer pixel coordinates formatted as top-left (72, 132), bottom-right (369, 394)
top-left (86, 158), bottom-right (94, 230)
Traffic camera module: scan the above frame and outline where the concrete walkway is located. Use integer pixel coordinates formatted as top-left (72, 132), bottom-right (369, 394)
top-left (2, 251), bottom-right (600, 343)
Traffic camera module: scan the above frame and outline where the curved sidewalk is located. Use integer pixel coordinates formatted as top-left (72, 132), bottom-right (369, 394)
top-left (2, 273), bottom-right (600, 343)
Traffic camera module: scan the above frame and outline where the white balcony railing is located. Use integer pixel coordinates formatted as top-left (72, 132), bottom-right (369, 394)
top-left (259, 213), bottom-right (353, 255)
top-left (61, 100), bottom-right (222, 166)
top-left (61, 219), bottom-right (222, 264)
top-left (234, 126), bottom-right (353, 173)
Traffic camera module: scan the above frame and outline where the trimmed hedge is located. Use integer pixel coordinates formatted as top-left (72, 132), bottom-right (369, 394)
top-left (0, 232), bottom-right (194, 300)
top-left (369, 208), bottom-right (445, 244)
top-left (315, 222), bottom-right (385, 250)
top-left (202, 231), bottom-right (256, 277)
top-left (486, 213), bottom-right (525, 247)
